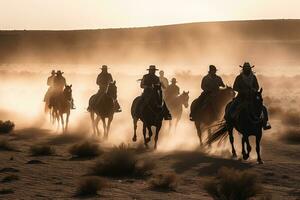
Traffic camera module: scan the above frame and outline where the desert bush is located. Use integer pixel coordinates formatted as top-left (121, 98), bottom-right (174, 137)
top-left (69, 141), bottom-right (103, 158)
top-left (30, 144), bottom-right (55, 156)
top-left (0, 139), bottom-right (15, 151)
top-left (1, 174), bottom-right (19, 183)
top-left (149, 172), bottom-right (178, 191)
top-left (76, 176), bottom-right (106, 197)
top-left (280, 128), bottom-right (300, 144)
top-left (204, 167), bottom-right (262, 200)
top-left (91, 143), bottom-right (154, 178)
top-left (0, 120), bottom-right (15, 134)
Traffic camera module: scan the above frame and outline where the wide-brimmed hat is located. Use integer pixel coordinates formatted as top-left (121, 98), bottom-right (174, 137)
top-left (240, 62), bottom-right (254, 69)
top-left (171, 78), bottom-right (177, 83)
top-left (147, 65), bottom-right (159, 71)
top-left (56, 70), bottom-right (64, 75)
top-left (51, 70), bottom-right (56, 75)
top-left (100, 65), bottom-right (109, 70)
top-left (209, 65), bottom-right (217, 72)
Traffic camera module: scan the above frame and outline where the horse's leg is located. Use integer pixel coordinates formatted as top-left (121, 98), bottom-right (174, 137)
top-left (174, 117), bottom-right (180, 133)
top-left (90, 112), bottom-right (95, 135)
top-left (106, 116), bottom-right (113, 140)
top-left (195, 121), bottom-right (203, 146)
top-left (147, 125), bottom-right (153, 143)
top-left (142, 123), bottom-right (148, 148)
top-left (242, 135), bottom-right (248, 160)
top-left (65, 112), bottom-right (70, 133)
top-left (132, 117), bottom-right (138, 142)
top-left (102, 117), bottom-right (108, 140)
top-left (256, 131), bottom-right (263, 164)
top-left (228, 126), bottom-right (237, 158)
top-left (60, 114), bottom-right (65, 133)
top-left (245, 136), bottom-right (252, 159)
top-left (95, 116), bottom-right (101, 137)
top-left (154, 123), bottom-right (162, 150)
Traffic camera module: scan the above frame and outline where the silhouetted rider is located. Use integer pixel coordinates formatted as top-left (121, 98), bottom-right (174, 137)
top-left (228, 62), bottom-right (271, 130)
top-left (44, 70), bottom-right (56, 104)
top-left (190, 65), bottom-right (225, 121)
top-left (138, 65), bottom-right (171, 120)
top-left (165, 78), bottom-right (180, 101)
top-left (96, 65), bottom-right (121, 112)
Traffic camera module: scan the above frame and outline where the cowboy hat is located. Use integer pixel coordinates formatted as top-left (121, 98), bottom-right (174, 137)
top-left (147, 65), bottom-right (159, 71)
top-left (239, 62), bottom-right (255, 68)
top-left (100, 65), bottom-right (109, 70)
top-left (209, 65), bottom-right (217, 71)
top-left (171, 78), bottom-right (177, 83)
top-left (56, 70), bottom-right (64, 75)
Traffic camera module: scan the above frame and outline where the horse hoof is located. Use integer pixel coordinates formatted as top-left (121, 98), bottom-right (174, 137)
top-left (132, 136), bottom-right (137, 142)
top-left (243, 154), bottom-right (249, 160)
top-left (146, 138), bottom-right (151, 143)
top-left (258, 159), bottom-right (264, 164)
top-left (232, 153), bottom-right (237, 159)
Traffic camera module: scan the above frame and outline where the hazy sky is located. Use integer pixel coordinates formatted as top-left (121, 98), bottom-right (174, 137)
top-left (1, 0), bottom-right (300, 30)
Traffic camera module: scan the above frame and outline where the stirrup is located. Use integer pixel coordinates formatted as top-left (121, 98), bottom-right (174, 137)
top-left (263, 122), bottom-right (271, 130)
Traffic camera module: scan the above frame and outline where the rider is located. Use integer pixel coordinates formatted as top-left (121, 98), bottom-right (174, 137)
top-left (96, 65), bottom-right (121, 112)
top-left (159, 70), bottom-right (169, 90)
top-left (138, 65), bottom-right (172, 120)
top-left (44, 70), bottom-right (56, 105)
top-left (165, 78), bottom-right (180, 101)
top-left (190, 65), bottom-right (225, 121)
top-left (52, 70), bottom-right (75, 109)
top-left (228, 62), bottom-right (271, 130)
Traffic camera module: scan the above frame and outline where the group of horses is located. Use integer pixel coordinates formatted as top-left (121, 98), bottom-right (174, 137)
top-left (47, 81), bottom-right (267, 164)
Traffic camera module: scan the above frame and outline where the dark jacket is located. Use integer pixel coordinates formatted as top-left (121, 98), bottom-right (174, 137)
top-left (233, 73), bottom-right (259, 98)
top-left (53, 75), bottom-right (66, 92)
top-left (201, 74), bottom-right (225, 93)
top-left (165, 84), bottom-right (180, 98)
top-left (140, 73), bottom-right (160, 89)
top-left (97, 72), bottom-right (113, 88)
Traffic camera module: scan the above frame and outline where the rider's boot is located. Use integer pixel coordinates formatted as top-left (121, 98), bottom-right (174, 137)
top-left (163, 103), bottom-right (172, 120)
top-left (115, 100), bottom-right (122, 113)
top-left (263, 121), bottom-right (271, 130)
top-left (71, 99), bottom-right (76, 109)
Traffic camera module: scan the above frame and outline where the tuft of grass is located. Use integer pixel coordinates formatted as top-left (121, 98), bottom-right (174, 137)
top-left (69, 141), bottom-right (103, 158)
top-left (90, 143), bottom-right (154, 178)
top-left (1, 174), bottom-right (19, 183)
top-left (30, 144), bottom-right (55, 156)
top-left (204, 167), bottom-right (263, 200)
top-left (0, 139), bottom-right (15, 151)
top-left (149, 172), bottom-right (178, 191)
top-left (76, 177), bottom-right (106, 197)
top-left (280, 128), bottom-right (300, 145)
top-left (0, 120), bottom-right (15, 134)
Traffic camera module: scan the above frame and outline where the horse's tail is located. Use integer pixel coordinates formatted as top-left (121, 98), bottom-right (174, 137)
top-left (206, 121), bottom-right (228, 146)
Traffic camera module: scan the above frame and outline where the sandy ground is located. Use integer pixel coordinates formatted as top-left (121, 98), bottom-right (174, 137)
top-left (0, 124), bottom-right (299, 200)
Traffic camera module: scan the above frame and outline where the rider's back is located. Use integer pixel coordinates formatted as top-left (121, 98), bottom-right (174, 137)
top-left (201, 74), bottom-right (224, 93)
top-left (141, 74), bottom-right (160, 88)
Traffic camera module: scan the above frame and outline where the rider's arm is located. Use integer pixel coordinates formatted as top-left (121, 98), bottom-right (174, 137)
top-left (219, 77), bottom-right (225, 88)
top-left (233, 76), bottom-right (240, 92)
top-left (253, 76), bottom-right (259, 91)
top-left (140, 76), bottom-right (145, 88)
top-left (96, 75), bottom-right (100, 86)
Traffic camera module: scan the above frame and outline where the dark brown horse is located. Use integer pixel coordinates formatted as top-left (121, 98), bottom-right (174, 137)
top-left (190, 86), bottom-right (235, 146)
top-left (88, 82), bottom-right (116, 139)
top-left (50, 85), bottom-right (73, 133)
top-left (165, 91), bottom-right (189, 133)
top-left (206, 89), bottom-right (265, 164)
top-left (131, 84), bottom-right (164, 149)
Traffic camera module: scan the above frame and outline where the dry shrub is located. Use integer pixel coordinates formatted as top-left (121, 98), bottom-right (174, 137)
top-left (30, 144), bottom-right (55, 156)
top-left (280, 128), bottom-right (300, 144)
top-left (47, 133), bottom-right (86, 145)
top-left (76, 176), bottom-right (106, 197)
top-left (91, 143), bottom-right (154, 178)
top-left (1, 174), bottom-right (19, 183)
top-left (69, 141), bottom-right (103, 158)
top-left (149, 172), bottom-right (178, 191)
top-left (0, 139), bottom-right (15, 151)
top-left (0, 120), bottom-right (15, 134)
top-left (204, 167), bottom-right (262, 200)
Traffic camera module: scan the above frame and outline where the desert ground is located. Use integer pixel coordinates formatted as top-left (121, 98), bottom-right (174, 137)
top-left (0, 67), bottom-right (300, 200)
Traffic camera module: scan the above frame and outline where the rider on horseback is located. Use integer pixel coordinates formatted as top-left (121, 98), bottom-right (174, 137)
top-left (95, 65), bottom-right (121, 112)
top-left (137, 65), bottom-right (172, 120)
top-left (190, 65), bottom-right (225, 121)
top-left (159, 70), bottom-right (169, 90)
top-left (165, 78), bottom-right (180, 101)
top-left (227, 62), bottom-right (271, 130)
top-left (44, 70), bottom-right (56, 106)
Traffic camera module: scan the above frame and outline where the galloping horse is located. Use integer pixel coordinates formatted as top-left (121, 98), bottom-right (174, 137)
top-left (88, 82), bottom-right (116, 139)
top-left (131, 84), bottom-right (164, 149)
top-left (50, 85), bottom-right (73, 133)
top-left (190, 86), bottom-right (235, 146)
top-left (165, 91), bottom-right (189, 133)
top-left (206, 89), bottom-right (265, 164)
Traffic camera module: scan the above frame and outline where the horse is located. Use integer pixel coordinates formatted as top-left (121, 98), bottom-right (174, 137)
top-left (165, 91), bottom-right (189, 133)
top-left (206, 88), bottom-right (265, 164)
top-left (190, 86), bottom-right (235, 146)
top-left (51, 85), bottom-right (73, 133)
top-left (131, 84), bottom-right (164, 149)
top-left (88, 81), bottom-right (117, 139)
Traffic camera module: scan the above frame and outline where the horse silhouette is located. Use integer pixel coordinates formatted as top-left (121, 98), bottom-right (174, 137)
top-left (190, 86), bottom-right (235, 146)
top-left (50, 84), bottom-right (73, 133)
top-left (206, 88), bottom-right (265, 164)
top-left (131, 84), bottom-right (164, 149)
top-left (165, 91), bottom-right (189, 133)
top-left (88, 81), bottom-right (116, 139)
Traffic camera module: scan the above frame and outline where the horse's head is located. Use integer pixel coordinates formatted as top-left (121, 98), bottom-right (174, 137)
top-left (63, 84), bottom-right (73, 100)
top-left (152, 83), bottom-right (163, 106)
top-left (181, 91), bottom-right (190, 108)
